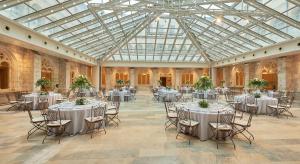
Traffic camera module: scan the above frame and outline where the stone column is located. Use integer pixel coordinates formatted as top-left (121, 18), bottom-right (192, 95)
top-left (254, 62), bottom-right (262, 79)
top-left (211, 67), bottom-right (217, 87)
top-left (105, 67), bottom-right (112, 90)
top-left (175, 69), bottom-right (181, 89)
top-left (277, 57), bottom-right (287, 91)
top-left (129, 67), bottom-right (135, 87)
top-left (92, 64), bottom-right (100, 91)
top-left (33, 54), bottom-right (41, 91)
top-left (65, 62), bottom-right (71, 90)
top-left (152, 68), bottom-right (158, 87)
top-left (244, 63), bottom-right (250, 89)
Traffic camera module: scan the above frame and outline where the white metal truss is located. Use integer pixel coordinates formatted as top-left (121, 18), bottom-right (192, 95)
top-left (0, 0), bottom-right (298, 63)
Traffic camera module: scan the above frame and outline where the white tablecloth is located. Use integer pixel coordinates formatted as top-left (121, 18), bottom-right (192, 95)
top-left (176, 102), bottom-right (233, 141)
top-left (108, 90), bottom-right (131, 101)
top-left (180, 87), bottom-right (193, 93)
top-left (48, 100), bottom-right (107, 135)
top-left (193, 90), bottom-right (216, 99)
top-left (234, 94), bottom-right (278, 114)
top-left (24, 92), bottom-right (62, 110)
top-left (158, 89), bottom-right (179, 102)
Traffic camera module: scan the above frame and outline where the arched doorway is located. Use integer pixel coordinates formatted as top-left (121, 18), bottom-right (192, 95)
top-left (0, 61), bottom-right (9, 89)
top-left (261, 63), bottom-right (277, 90)
top-left (41, 59), bottom-right (53, 81)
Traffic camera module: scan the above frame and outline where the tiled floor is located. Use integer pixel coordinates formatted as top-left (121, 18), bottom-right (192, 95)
top-left (1, 93), bottom-right (300, 164)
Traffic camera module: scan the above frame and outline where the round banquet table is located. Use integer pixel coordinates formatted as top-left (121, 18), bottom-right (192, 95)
top-left (24, 92), bottom-right (62, 110)
top-left (158, 89), bottom-right (179, 102)
top-left (48, 100), bottom-right (107, 135)
top-left (108, 90), bottom-right (131, 101)
top-left (176, 102), bottom-right (233, 141)
top-left (234, 94), bottom-right (278, 114)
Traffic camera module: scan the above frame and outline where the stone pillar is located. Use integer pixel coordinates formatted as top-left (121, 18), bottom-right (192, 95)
top-left (152, 68), bottom-right (158, 87)
top-left (254, 62), bottom-right (262, 79)
top-left (92, 64), bottom-right (100, 91)
top-left (105, 67), bottom-right (112, 90)
top-left (65, 62), bottom-right (71, 90)
top-left (175, 69), bottom-right (181, 89)
top-left (211, 67), bottom-right (217, 87)
top-left (33, 54), bottom-right (41, 91)
top-left (129, 67), bottom-right (135, 87)
top-left (244, 64), bottom-right (250, 89)
top-left (277, 57), bottom-right (287, 91)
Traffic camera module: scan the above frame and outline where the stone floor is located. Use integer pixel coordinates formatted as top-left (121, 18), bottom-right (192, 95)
top-left (1, 93), bottom-right (300, 164)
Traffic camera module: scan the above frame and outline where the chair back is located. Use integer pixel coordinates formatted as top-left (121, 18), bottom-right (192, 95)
top-left (46, 109), bottom-right (58, 122)
top-left (176, 107), bottom-right (191, 126)
top-left (278, 96), bottom-right (288, 107)
top-left (216, 110), bottom-right (234, 130)
top-left (26, 108), bottom-right (33, 122)
top-left (113, 95), bottom-right (121, 102)
top-left (288, 96), bottom-right (295, 108)
top-left (225, 91), bottom-right (234, 102)
top-left (38, 96), bottom-right (49, 110)
top-left (245, 106), bottom-right (258, 127)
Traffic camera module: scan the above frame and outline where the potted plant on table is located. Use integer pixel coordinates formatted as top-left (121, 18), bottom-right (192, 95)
top-left (70, 75), bottom-right (92, 105)
top-left (116, 79), bottom-right (124, 89)
top-left (249, 78), bottom-right (268, 98)
top-left (194, 76), bottom-right (213, 108)
top-left (35, 77), bottom-right (51, 95)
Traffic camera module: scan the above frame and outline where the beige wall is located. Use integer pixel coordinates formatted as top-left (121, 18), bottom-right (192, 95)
top-left (0, 42), bottom-right (95, 93)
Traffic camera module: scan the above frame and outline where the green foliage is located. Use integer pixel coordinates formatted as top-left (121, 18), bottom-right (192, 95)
top-left (75, 98), bottom-right (86, 105)
top-left (199, 100), bottom-right (209, 108)
top-left (116, 79), bottom-right (124, 85)
top-left (249, 78), bottom-right (268, 89)
top-left (194, 76), bottom-right (213, 91)
top-left (254, 92), bottom-right (261, 98)
top-left (70, 75), bottom-right (92, 91)
top-left (35, 78), bottom-right (51, 90)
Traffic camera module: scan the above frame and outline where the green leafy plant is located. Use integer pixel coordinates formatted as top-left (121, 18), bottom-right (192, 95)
top-left (75, 98), bottom-right (86, 105)
top-left (254, 92), bottom-right (261, 98)
top-left (35, 78), bottom-right (51, 92)
top-left (116, 79), bottom-right (124, 86)
top-left (194, 76), bottom-right (213, 91)
top-left (70, 75), bottom-right (92, 91)
top-left (199, 100), bottom-right (209, 108)
top-left (166, 86), bottom-right (171, 90)
top-left (249, 78), bottom-right (268, 90)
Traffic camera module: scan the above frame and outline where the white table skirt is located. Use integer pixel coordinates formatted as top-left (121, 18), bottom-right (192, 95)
top-left (158, 89), bottom-right (179, 102)
top-left (108, 90), bottom-right (131, 101)
top-left (234, 94), bottom-right (278, 114)
top-left (48, 100), bottom-right (106, 135)
top-left (176, 102), bottom-right (233, 141)
top-left (24, 93), bottom-right (62, 109)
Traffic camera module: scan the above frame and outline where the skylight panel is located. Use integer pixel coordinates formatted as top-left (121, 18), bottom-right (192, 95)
top-left (68, 3), bottom-right (88, 14)
top-left (27, 0), bottom-right (58, 11)
top-left (0, 4), bottom-right (34, 19)
top-left (24, 17), bottom-right (51, 29)
top-left (47, 10), bottom-right (71, 21)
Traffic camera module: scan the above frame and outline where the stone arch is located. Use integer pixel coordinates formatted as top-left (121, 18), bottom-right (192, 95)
top-left (41, 57), bottom-right (54, 81)
top-left (0, 48), bottom-right (18, 91)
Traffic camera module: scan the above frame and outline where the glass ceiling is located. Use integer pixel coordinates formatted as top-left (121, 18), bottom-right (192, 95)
top-left (0, 0), bottom-right (299, 63)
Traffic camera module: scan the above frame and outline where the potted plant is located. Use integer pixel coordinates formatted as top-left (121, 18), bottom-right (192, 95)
top-left (194, 76), bottom-right (213, 91)
top-left (70, 75), bottom-right (92, 105)
top-left (199, 99), bottom-right (209, 108)
top-left (116, 79), bottom-right (124, 88)
top-left (248, 78), bottom-right (268, 90)
top-left (35, 78), bottom-right (51, 95)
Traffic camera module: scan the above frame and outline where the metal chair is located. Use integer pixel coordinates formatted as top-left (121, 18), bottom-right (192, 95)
top-left (105, 101), bottom-right (121, 126)
top-left (233, 106), bottom-right (258, 144)
top-left (164, 101), bottom-right (178, 130)
top-left (176, 107), bottom-right (199, 145)
top-left (85, 105), bottom-right (107, 138)
top-left (209, 110), bottom-right (236, 149)
top-left (43, 108), bottom-right (71, 144)
top-left (37, 96), bottom-right (49, 116)
top-left (26, 108), bottom-right (46, 140)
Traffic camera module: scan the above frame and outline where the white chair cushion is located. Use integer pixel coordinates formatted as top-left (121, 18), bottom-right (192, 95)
top-left (47, 120), bottom-right (71, 127)
top-left (85, 116), bottom-right (104, 123)
top-left (179, 120), bottom-right (199, 127)
top-left (209, 123), bottom-right (232, 130)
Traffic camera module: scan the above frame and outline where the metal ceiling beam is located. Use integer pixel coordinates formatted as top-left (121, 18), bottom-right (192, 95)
top-left (101, 13), bottom-right (160, 61)
top-left (176, 18), bottom-right (211, 63)
top-left (245, 0), bottom-right (300, 28)
top-left (216, 3), bottom-right (293, 40)
top-left (89, 4), bottom-right (268, 17)
top-left (288, 0), bottom-right (300, 6)
top-left (16, 0), bottom-right (87, 22)
top-left (160, 18), bottom-right (171, 61)
top-left (0, 0), bottom-right (31, 10)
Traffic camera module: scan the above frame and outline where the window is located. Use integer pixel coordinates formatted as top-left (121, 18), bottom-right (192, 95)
top-left (115, 72), bottom-right (128, 81)
top-left (138, 73), bottom-right (150, 85)
top-left (181, 73), bottom-right (193, 85)
top-left (235, 71), bottom-right (244, 86)
top-left (0, 62), bottom-right (9, 89)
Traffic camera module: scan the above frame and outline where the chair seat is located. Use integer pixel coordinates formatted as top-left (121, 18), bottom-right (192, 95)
top-left (179, 120), bottom-right (199, 127)
top-left (168, 107), bottom-right (176, 112)
top-left (233, 119), bottom-right (249, 127)
top-left (47, 120), bottom-right (71, 127)
top-left (85, 116), bottom-right (104, 123)
top-left (209, 123), bottom-right (232, 130)
top-left (10, 100), bottom-right (19, 104)
top-left (267, 105), bottom-right (285, 109)
top-left (21, 101), bottom-right (33, 104)
top-left (105, 110), bottom-right (117, 115)
top-left (167, 112), bottom-right (177, 118)
top-left (32, 116), bottom-right (45, 123)
top-left (246, 104), bottom-right (258, 107)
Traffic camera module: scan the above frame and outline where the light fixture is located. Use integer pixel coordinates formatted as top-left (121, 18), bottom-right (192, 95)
top-left (216, 17), bottom-right (222, 24)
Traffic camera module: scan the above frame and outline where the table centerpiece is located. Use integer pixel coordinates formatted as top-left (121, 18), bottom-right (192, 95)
top-left (70, 75), bottom-right (92, 105)
top-left (194, 76), bottom-right (213, 108)
top-left (249, 78), bottom-right (268, 98)
top-left (35, 77), bottom-right (51, 95)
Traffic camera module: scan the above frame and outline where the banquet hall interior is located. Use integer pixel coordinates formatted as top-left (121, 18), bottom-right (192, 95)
top-left (0, 0), bottom-right (300, 163)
